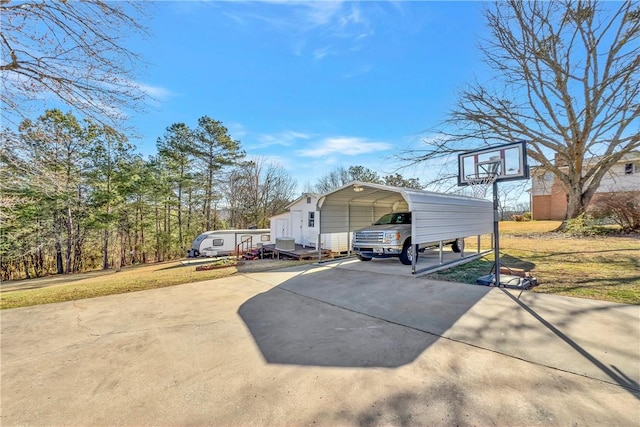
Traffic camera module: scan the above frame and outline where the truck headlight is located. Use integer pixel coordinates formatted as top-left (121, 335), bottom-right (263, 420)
top-left (383, 231), bottom-right (401, 244)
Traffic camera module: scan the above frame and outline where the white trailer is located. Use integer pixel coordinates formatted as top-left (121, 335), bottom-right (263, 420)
top-left (189, 229), bottom-right (272, 258)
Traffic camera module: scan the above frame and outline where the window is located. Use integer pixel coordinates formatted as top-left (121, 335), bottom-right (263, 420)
top-left (624, 163), bottom-right (638, 174)
top-left (307, 196), bottom-right (312, 204)
top-left (261, 234), bottom-right (271, 242)
top-left (374, 212), bottom-right (411, 225)
top-left (212, 239), bottom-right (224, 246)
top-left (308, 212), bottom-right (315, 227)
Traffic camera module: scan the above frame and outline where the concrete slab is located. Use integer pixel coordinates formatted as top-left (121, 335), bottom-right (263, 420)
top-left (266, 264), bottom-right (640, 390)
top-left (323, 248), bottom-right (476, 277)
top-left (1, 264), bottom-right (639, 426)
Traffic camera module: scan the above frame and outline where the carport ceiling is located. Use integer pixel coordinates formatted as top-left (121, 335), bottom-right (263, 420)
top-left (317, 182), bottom-right (411, 235)
top-left (317, 181), bottom-right (408, 208)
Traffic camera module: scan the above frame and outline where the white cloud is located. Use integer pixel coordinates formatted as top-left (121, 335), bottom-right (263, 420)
top-left (340, 3), bottom-right (362, 26)
top-left (228, 1), bottom-right (373, 59)
top-left (313, 45), bottom-right (333, 60)
top-left (248, 154), bottom-right (293, 170)
top-left (227, 122), bottom-right (248, 138)
top-left (253, 130), bottom-right (312, 148)
top-left (354, 30), bottom-right (374, 41)
top-left (297, 136), bottom-right (393, 157)
top-left (292, 38), bottom-right (306, 56)
top-left (303, 1), bottom-right (345, 27)
top-left (343, 64), bottom-right (372, 78)
top-left (223, 11), bottom-right (247, 26)
top-left (138, 83), bottom-right (174, 101)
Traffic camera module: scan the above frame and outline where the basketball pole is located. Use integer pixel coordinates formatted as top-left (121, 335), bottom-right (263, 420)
top-left (492, 180), bottom-right (501, 287)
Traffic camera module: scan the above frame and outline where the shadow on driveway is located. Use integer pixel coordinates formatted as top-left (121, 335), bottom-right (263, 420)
top-left (238, 266), bottom-right (492, 367)
top-left (239, 263), bottom-right (640, 399)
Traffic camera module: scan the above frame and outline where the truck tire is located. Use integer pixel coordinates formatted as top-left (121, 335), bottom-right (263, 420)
top-left (357, 254), bottom-right (372, 261)
top-left (451, 239), bottom-right (462, 253)
top-left (399, 239), bottom-right (417, 265)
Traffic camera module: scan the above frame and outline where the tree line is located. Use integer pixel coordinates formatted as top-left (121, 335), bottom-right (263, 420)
top-left (1, 109), bottom-right (420, 281)
top-left (0, 110), bottom-right (299, 281)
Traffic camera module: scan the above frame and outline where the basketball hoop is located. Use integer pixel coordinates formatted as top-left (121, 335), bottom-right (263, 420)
top-left (458, 141), bottom-right (530, 290)
top-left (465, 172), bottom-right (498, 199)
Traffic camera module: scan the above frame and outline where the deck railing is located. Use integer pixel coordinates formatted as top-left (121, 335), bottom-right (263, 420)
top-left (236, 236), bottom-right (253, 259)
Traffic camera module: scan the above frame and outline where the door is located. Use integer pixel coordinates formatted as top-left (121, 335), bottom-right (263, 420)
top-left (291, 210), bottom-right (303, 244)
top-left (276, 219), bottom-right (288, 239)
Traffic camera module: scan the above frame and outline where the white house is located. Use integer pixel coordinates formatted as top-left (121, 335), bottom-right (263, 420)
top-left (269, 193), bottom-right (350, 253)
top-left (270, 193), bottom-right (320, 248)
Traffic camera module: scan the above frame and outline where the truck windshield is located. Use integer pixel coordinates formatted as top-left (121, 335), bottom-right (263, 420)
top-left (374, 212), bottom-right (411, 225)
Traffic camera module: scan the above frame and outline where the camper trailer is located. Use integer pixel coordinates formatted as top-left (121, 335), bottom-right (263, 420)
top-left (189, 229), bottom-right (272, 258)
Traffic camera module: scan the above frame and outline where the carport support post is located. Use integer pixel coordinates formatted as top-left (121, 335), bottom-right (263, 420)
top-left (412, 243), bottom-right (418, 273)
top-left (493, 181), bottom-right (501, 287)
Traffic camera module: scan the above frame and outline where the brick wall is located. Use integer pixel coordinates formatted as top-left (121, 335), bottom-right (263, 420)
top-left (532, 194), bottom-right (567, 220)
top-left (533, 190), bottom-right (640, 220)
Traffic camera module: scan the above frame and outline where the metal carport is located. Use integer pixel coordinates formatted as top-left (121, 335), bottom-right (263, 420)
top-left (316, 181), bottom-right (494, 274)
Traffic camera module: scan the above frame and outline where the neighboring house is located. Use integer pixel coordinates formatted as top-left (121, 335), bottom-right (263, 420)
top-left (531, 152), bottom-right (640, 220)
top-left (269, 193), bottom-right (350, 252)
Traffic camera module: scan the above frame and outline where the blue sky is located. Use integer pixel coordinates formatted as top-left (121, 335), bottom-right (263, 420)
top-left (132, 1), bottom-right (489, 192)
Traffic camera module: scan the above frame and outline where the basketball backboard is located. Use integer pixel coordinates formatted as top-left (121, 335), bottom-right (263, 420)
top-left (458, 141), bottom-right (529, 186)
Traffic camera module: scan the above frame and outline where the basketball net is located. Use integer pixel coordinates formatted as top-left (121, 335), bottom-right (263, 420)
top-left (466, 173), bottom-right (498, 199)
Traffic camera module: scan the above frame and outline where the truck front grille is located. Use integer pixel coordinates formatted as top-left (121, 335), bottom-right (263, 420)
top-left (354, 231), bottom-right (384, 244)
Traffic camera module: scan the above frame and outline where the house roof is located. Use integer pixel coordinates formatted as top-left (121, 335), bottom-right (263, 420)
top-left (531, 150), bottom-right (640, 173)
top-left (284, 192), bottom-right (320, 210)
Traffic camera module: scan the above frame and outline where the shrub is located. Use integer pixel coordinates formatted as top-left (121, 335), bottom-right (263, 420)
top-left (590, 192), bottom-right (640, 232)
top-left (523, 211), bottom-right (532, 221)
top-left (511, 214), bottom-right (525, 222)
top-left (563, 214), bottom-right (611, 236)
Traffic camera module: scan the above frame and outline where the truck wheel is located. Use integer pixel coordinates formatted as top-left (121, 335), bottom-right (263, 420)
top-left (357, 254), bottom-right (372, 261)
top-left (451, 239), bottom-right (462, 253)
top-left (399, 240), bottom-right (417, 265)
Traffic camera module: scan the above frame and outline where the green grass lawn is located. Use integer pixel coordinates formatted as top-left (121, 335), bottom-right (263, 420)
top-left (426, 221), bottom-right (640, 304)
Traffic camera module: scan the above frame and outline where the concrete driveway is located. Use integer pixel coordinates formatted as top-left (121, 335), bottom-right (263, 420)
top-left (2, 262), bottom-right (639, 426)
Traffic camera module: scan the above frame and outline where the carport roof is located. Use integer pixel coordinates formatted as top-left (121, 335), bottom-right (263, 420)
top-left (317, 181), bottom-right (475, 209)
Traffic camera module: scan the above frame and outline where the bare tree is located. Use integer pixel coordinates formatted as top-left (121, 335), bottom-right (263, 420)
top-left (314, 166), bottom-right (352, 194)
top-left (314, 165), bottom-right (382, 193)
top-left (495, 181), bottom-right (531, 220)
top-left (1, 0), bottom-right (149, 124)
top-left (402, 1), bottom-right (639, 219)
top-left (225, 158), bottom-right (297, 229)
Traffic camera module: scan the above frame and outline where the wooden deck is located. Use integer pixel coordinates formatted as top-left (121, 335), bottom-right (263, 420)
top-left (260, 243), bottom-right (332, 261)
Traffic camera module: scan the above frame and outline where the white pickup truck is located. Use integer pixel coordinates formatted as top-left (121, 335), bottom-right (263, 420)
top-left (351, 212), bottom-right (461, 265)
